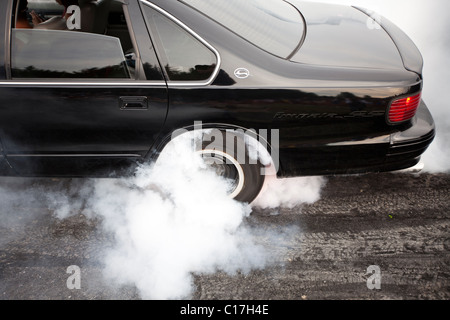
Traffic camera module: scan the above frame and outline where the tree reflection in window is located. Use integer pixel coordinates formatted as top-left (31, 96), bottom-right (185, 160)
top-left (12, 64), bottom-right (130, 78)
top-left (164, 64), bottom-right (216, 81)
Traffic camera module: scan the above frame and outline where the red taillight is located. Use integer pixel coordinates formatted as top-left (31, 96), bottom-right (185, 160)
top-left (388, 93), bottom-right (422, 123)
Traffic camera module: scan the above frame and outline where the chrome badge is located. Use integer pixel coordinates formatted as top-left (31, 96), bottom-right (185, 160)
top-left (234, 68), bottom-right (250, 79)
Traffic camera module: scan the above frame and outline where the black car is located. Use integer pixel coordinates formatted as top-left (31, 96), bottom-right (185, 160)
top-left (0, 0), bottom-right (435, 203)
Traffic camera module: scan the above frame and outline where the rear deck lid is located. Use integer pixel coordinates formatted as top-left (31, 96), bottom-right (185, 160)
top-left (288, 1), bottom-right (405, 71)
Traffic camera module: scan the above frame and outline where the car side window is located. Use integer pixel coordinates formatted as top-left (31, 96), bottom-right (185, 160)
top-left (12, 29), bottom-right (131, 79)
top-left (141, 4), bottom-right (217, 82)
top-left (11, 0), bottom-right (142, 80)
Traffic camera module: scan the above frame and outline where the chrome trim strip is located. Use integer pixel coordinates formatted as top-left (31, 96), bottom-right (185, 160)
top-left (0, 81), bottom-right (166, 87)
top-left (0, 80), bottom-right (216, 88)
top-left (326, 135), bottom-right (391, 146)
top-left (139, 0), bottom-right (221, 87)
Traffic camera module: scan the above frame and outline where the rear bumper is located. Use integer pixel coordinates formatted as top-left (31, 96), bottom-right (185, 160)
top-left (386, 99), bottom-right (435, 166)
top-left (278, 100), bottom-right (435, 177)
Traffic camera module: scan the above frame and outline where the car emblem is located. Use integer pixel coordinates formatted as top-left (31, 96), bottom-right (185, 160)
top-left (234, 68), bottom-right (250, 79)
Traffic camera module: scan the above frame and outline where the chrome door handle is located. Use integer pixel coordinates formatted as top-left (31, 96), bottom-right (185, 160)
top-left (119, 96), bottom-right (148, 110)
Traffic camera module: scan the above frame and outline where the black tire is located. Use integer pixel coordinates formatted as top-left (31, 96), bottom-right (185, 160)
top-left (198, 130), bottom-right (266, 203)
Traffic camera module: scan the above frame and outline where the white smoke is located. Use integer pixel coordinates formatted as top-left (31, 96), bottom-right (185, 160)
top-left (41, 133), bottom-right (324, 299)
top-left (0, 178), bottom-right (47, 246)
top-left (86, 136), bottom-right (262, 300)
top-left (314, 0), bottom-right (450, 172)
top-left (253, 173), bottom-right (326, 211)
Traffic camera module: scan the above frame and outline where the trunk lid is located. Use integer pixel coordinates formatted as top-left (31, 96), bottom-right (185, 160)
top-left (288, 1), bottom-right (407, 71)
top-left (354, 6), bottom-right (424, 75)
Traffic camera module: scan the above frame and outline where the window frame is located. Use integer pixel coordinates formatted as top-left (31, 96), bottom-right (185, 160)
top-left (139, 0), bottom-right (221, 87)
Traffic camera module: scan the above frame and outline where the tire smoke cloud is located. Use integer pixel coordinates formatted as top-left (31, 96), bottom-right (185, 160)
top-left (41, 133), bottom-right (325, 299)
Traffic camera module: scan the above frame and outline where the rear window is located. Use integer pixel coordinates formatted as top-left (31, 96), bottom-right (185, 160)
top-left (180, 0), bottom-right (305, 59)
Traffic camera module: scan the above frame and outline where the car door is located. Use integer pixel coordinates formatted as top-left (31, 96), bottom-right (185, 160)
top-left (0, 0), bottom-right (168, 176)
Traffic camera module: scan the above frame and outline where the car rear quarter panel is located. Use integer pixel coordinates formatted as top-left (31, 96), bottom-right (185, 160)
top-left (148, 1), bottom-right (425, 176)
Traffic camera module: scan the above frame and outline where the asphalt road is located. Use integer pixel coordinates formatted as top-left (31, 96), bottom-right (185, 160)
top-left (0, 171), bottom-right (449, 301)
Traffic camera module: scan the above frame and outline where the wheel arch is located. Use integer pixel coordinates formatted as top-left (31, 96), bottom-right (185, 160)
top-left (148, 123), bottom-right (280, 176)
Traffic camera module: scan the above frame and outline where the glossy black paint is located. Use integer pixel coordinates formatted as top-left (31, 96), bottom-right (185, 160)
top-left (0, 0), bottom-right (435, 179)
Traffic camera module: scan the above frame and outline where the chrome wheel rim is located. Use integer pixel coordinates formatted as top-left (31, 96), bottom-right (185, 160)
top-left (197, 149), bottom-right (245, 199)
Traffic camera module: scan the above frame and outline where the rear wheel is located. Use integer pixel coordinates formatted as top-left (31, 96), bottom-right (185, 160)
top-left (198, 131), bottom-right (265, 203)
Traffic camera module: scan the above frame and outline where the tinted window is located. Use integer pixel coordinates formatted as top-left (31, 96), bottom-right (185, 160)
top-left (181, 0), bottom-right (304, 59)
top-left (11, 0), bottom-right (148, 80)
top-left (142, 4), bottom-right (217, 81)
top-left (12, 29), bottom-right (130, 79)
